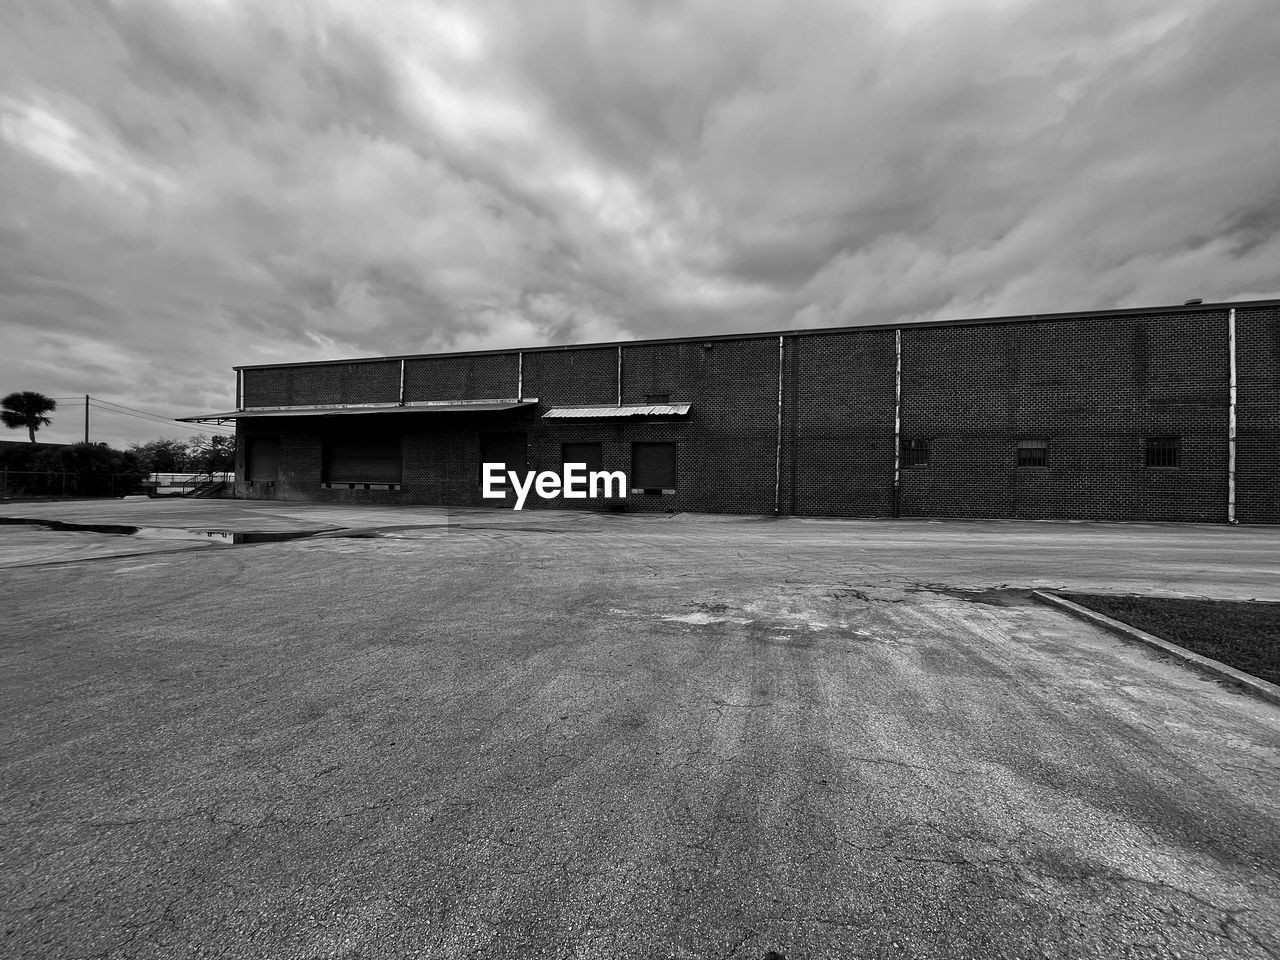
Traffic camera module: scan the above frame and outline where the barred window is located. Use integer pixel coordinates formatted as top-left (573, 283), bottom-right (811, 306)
top-left (900, 438), bottom-right (930, 468)
top-left (1145, 437), bottom-right (1180, 468)
top-left (1017, 438), bottom-right (1049, 468)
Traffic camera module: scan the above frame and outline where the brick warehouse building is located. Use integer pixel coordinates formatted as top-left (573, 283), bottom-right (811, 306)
top-left (181, 299), bottom-right (1280, 523)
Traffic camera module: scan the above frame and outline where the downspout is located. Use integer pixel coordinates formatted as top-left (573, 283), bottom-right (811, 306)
top-left (1227, 307), bottom-right (1238, 524)
top-left (617, 345), bottom-right (623, 407)
top-left (234, 371), bottom-right (244, 499)
top-left (517, 352), bottom-right (523, 402)
top-left (398, 359), bottom-right (406, 406)
top-left (892, 329), bottom-right (902, 519)
top-left (774, 335), bottom-right (784, 515)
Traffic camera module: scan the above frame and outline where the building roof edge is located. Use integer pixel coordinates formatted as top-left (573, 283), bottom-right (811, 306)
top-left (232, 298), bottom-right (1280, 371)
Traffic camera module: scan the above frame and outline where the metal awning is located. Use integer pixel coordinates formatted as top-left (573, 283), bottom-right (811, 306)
top-left (542, 404), bottom-right (691, 419)
top-left (179, 399), bottom-right (537, 423)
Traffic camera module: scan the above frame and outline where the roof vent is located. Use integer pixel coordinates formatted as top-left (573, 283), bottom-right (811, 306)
top-left (1184, 298), bottom-right (1204, 305)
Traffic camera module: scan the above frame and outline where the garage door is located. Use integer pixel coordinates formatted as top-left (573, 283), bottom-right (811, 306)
top-left (561, 442), bottom-right (603, 474)
top-left (323, 436), bottom-right (402, 484)
top-left (245, 436), bottom-right (280, 482)
top-left (632, 442), bottom-right (677, 492)
top-left (480, 432), bottom-right (527, 498)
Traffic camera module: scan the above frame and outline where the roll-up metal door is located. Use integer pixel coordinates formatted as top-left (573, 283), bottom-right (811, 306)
top-left (632, 442), bottom-right (676, 491)
top-left (561, 442), bottom-right (603, 474)
top-left (324, 435), bottom-right (402, 484)
top-left (479, 432), bottom-right (527, 496)
top-left (245, 436), bottom-right (280, 482)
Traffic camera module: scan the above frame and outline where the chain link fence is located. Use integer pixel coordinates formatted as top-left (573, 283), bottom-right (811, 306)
top-left (0, 470), bottom-right (147, 498)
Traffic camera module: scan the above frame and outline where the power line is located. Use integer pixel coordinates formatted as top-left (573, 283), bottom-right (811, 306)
top-left (6, 394), bottom-right (236, 442)
top-left (88, 401), bottom-right (194, 427)
top-left (87, 400), bottom-right (235, 435)
top-left (88, 409), bottom-right (236, 436)
top-left (88, 396), bottom-right (228, 423)
top-left (33, 396), bottom-right (235, 433)
top-left (88, 396), bottom-right (234, 424)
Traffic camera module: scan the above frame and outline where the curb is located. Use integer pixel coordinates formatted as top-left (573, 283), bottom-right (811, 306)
top-left (1031, 590), bottom-right (1280, 708)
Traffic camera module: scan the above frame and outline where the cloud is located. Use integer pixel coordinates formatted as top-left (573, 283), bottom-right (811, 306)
top-left (0, 0), bottom-right (1277, 446)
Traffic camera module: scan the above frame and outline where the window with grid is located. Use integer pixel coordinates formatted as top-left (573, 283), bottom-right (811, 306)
top-left (1017, 438), bottom-right (1049, 468)
top-left (900, 438), bottom-right (930, 468)
top-left (1145, 436), bottom-right (1179, 468)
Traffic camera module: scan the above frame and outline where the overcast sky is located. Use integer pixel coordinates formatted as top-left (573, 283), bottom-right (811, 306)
top-left (2, 0), bottom-right (1278, 447)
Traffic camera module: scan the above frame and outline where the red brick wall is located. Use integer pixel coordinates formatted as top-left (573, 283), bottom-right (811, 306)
top-left (522, 348), bottom-right (617, 406)
top-left (620, 342), bottom-right (702, 403)
top-left (1237, 305), bottom-right (1280, 524)
top-left (788, 330), bottom-right (897, 517)
top-left (403, 354), bottom-right (518, 402)
top-left (242, 361), bottom-right (400, 408)
top-left (230, 304), bottom-right (1277, 522)
top-left (899, 311), bottom-right (1230, 521)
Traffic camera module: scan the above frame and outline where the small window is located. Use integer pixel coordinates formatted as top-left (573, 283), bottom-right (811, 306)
top-left (900, 438), bottom-right (930, 468)
top-left (644, 392), bottom-right (671, 404)
top-left (1145, 436), bottom-right (1179, 469)
top-left (561, 442), bottom-right (603, 475)
top-left (632, 442), bottom-right (676, 492)
top-left (1017, 438), bottom-right (1049, 468)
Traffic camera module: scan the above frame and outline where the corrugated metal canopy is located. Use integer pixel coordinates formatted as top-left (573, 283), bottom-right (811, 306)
top-left (179, 400), bottom-right (536, 423)
top-left (542, 404), bottom-right (691, 418)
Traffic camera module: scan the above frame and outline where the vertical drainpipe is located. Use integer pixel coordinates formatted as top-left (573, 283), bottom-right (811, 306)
top-left (398, 359), bottom-right (406, 406)
top-left (517, 352), bottom-right (523, 402)
top-left (1227, 308), bottom-right (1238, 524)
top-left (774, 335), bottom-right (784, 515)
top-left (233, 370), bottom-right (243, 499)
top-left (892, 329), bottom-right (902, 519)
top-left (617, 345), bottom-right (623, 407)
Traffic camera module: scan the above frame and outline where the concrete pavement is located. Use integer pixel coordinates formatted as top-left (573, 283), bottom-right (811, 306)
top-left (3, 498), bottom-right (1280, 599)
top-left (2, 500), bottom-right (1278, 958)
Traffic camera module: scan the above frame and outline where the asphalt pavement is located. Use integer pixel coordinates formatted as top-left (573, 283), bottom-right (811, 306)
top-left (2, 500), bottom-right (1278, 958)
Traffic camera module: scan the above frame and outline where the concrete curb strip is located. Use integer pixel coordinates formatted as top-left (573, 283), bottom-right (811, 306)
top-left (1031, 590), bottom-right (1280, 708)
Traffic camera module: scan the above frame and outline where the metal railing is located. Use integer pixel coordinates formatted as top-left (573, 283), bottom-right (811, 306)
top-left (142, 472), bottom-right (235, 497)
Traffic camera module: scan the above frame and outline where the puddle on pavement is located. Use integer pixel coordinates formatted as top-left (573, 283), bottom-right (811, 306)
top-left (0, 517), bottom-right (328, 545)
top-left (0, 516), bottom-right (586, 547)
top-left (146, 528), bottom-right (324, 544)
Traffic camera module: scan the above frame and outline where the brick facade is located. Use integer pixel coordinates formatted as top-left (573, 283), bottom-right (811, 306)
top-left (1237, 305), bottom-right (1280, 523)
top-left (227, 301), bottom-right (1279, 522)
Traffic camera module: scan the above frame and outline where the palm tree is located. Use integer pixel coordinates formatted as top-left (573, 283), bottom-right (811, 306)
top-left (2, 391), bottom-right (57, 443)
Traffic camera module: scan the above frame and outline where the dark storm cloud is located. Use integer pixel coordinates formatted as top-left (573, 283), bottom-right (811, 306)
top-left (1, 0), bottom-right (1277, 446)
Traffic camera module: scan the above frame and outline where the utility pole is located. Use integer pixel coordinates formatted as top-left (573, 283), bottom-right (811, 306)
top-left (84, 395), bottom-right (89, 444)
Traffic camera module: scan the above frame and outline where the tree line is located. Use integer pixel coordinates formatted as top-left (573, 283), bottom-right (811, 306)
top-left (1, 390), bottom-right (236, 496)
top-left (0, 442), bottom-right (148, 497)
top-left (2, 391), bottom-right (234, 470)
top-left (127, 436), bottom-right (235, 473)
